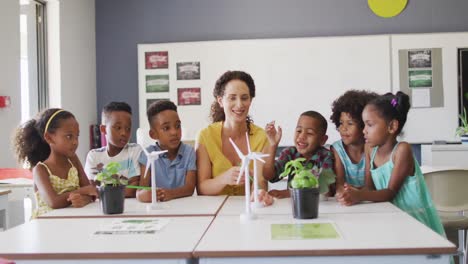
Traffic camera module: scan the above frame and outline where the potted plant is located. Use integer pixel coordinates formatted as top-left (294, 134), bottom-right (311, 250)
top-left (95, 162), bottom-right (128, 214)
top-left (455, 107), bottom-right (468, 144)
top-left (280, 158), bottom-right (335, 219)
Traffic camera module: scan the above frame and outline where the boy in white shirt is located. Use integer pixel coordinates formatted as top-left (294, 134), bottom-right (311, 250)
top-left (85, 102), bottom-right (142, 197)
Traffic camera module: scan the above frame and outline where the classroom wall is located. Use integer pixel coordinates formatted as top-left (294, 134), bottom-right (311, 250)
top-left (0, 1), bottom-right (21, 167)
top-left (0, 0), bottom-right (96, 167)
top-left (96, 0), bottom-right (468, 139)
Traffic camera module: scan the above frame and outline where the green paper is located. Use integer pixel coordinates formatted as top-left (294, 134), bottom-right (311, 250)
top-left (271, 223), bottom-right (340, 240)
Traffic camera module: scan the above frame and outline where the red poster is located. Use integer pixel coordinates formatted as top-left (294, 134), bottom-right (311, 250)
top-left (145, 51), bottom-right (169, 69)
top-left (178, 88), bottom-right (201, 106)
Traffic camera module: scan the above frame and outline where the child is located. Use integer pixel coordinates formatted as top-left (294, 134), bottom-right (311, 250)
top-left (329, 90), bottom-right (378, 195)
top-left (137, 100), bottom-right (196, 202)
top-left (339, 92), bottom-right (446, 237)
top-left (13, 108), bottom-right (98, 217)
top-left (84, 102), bottom-right (142, 198)
top-left (264, 111), bottom-right (334, 198)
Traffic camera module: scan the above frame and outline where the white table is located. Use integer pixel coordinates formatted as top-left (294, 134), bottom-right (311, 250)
top-left (39, 195), bottom-right (227, 218)
top-left (0, 189), bottom-right (11, 230)
top-left (0, 178), bottom-right (34, 228)
top-left (194, 213), bottom-right (456, 264)
top-left (0, 216), bottom-right (213, 263)
top-left (218, 196), bottom-right (401, 216)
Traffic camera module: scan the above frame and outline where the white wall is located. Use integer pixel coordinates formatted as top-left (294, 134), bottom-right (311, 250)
top-left (0, 0), bottom-right (96, 167)
top-left (57, 0), bottom-right (97, 162)
top-left (0, 1), bottom-right (21, 167)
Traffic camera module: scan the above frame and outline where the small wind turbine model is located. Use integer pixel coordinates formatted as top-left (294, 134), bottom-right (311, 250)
top-left (229, 133), bottom-right (269, 220)
top-left (141, 146), bottom-right (168, 211)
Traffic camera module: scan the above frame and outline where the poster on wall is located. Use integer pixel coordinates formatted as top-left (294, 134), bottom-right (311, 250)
top-left (408, 70), bottom-right (432, 88)
top-left (408, 50), bottom-right (431, 68)
top-left (177, 88), bottom-right (201, 106)
top-left (146, 75), bottom-right (169, 93)
top-left (145, 51), bottom-right (169, 69)
top-left (176, 62), bottom-right (201, 80)
top-left (147, 98), bottom-right (169, 109)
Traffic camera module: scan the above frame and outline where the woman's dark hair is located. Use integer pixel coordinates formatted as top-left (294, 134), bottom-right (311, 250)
top-left (330, 90), bottom-right (379, 129)
top-left (367, 91), bottom-right (411, 135)
top-left (13, 108), bottom-right (75, 168)
top-left (210, 70), bottom-right (256, 134)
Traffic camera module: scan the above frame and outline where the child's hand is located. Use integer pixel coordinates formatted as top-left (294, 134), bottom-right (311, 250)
top-left (79, 185), bottom-right (98, 198)
top-left (268, 189), bottom-right (290, 199)
top-left (67, 193), bottom-right (92, 208)
top-left (222, 166), bottom-right (245, 185)
top-left (156, 188), bottom-right (172, 202)
top-left (265, 121), bottom-right (282, 146)
top-left (337, 184), bottom-right (360, 206)
top-left (255, 189), bottom-right (274, 206)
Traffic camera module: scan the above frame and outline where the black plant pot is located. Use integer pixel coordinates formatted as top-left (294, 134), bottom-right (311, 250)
top-left (99, 185), bottom-right (125, 214)
top-left (290, 187), bottom-right (319, 219)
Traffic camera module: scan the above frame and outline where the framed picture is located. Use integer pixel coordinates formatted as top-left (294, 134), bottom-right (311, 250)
top-left (145, 51), bottom-right (169, 69)
top-left (176, 62), bottom-right (201, 80)
top-left (409, 70), bottom-right (432, 88)
top-left (146, 98), bottom-right (169, 110)
top-left (146, 75), bottom-right (169, 93)
top-left (408, 50), bottom-right (431, 68)
top-left (177, 88), bottom-right (201, 105)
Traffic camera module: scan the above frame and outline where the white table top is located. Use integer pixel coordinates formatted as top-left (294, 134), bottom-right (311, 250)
top-left (39, 195), bottom-right (227, 218)
top-left (420, 165), bottom-right (468, 174)
top-left (0, 216), bottom-right (213, 260)
top-left (194, 213), bottom-right (456, 258)
top-left (0, 178), bottom-right (33, 187)
top-left (218, 196), bottom-right (401, 216)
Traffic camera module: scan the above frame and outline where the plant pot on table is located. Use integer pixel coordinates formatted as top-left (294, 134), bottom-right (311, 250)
top-left (99, 185), bottom-right (125, 214)
top-left (290, 187), bottom-right (319, 219)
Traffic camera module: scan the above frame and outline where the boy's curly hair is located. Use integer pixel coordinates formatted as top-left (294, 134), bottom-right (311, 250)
top-left (330, 90), bottom-right (379, 129)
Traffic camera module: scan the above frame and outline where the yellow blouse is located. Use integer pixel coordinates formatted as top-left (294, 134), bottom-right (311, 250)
top-left (197, 122), bottom-right (269, 195)
top-left (33, 160), bottom-right (80, 218)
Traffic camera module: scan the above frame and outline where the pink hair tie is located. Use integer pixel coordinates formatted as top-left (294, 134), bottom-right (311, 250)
top-left (391, 98), bottom-right (398, 107)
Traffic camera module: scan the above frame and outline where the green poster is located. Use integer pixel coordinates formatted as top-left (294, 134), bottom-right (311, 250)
top-left (408, 70), bottom-right (432, 88)
top-left (271, 223), bottom-right (340, 240)
top-left (146, 75), bottom-right (169, 93)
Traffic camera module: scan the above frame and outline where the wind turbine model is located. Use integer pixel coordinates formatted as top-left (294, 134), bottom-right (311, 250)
top-left (229, 133), bottom-right (269, 220)
top-left (141, 146), bottom-right (168, 211)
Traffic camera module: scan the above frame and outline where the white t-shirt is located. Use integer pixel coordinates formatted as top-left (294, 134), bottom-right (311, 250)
top-left (84, 143), bottom-right (143, 180)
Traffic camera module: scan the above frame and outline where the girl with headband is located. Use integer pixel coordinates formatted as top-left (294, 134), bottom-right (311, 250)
top-left (13, 108), bottom-right (97, 217)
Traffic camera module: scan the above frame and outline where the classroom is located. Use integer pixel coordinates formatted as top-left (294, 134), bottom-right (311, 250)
top-left (1, 0), bottom-right (468, 263)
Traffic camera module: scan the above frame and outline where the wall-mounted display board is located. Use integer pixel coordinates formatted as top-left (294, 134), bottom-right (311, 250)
top-left (138, 32), bottom-right (468, 145)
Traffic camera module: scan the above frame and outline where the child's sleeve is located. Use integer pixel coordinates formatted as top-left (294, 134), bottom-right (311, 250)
top-left (84, 151), bottom-right (97, 180)
top-left (128, 145), bottom-right (143, 178)
top-left (270, 147), bottom-right (291, 183)
top-left (187, 145), bottom-right (197, 171)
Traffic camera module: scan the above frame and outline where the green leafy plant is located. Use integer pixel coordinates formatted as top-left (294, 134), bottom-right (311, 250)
top-left (95, 162), bottom-right (128, 186)
top-left (279, 158), bottom-right (335, 194)
top-left (455, 108), bottom-right (468, 137)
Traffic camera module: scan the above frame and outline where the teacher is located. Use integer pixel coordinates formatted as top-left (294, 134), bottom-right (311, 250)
top-left (196, 70), bottom-right (270, 196)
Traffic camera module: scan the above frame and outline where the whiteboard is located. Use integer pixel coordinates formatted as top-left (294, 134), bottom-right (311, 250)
top-left (138, 35), bottom-right (391, 146)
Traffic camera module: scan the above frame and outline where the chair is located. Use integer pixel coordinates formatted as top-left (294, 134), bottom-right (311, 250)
top-left (136, 128), bottom-right (154, 149)
top-left (424, 169), bottom-right (468, 264)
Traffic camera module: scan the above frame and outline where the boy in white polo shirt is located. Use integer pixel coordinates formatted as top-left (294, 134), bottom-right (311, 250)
top-left (85, 102), bottom-right (142, 197)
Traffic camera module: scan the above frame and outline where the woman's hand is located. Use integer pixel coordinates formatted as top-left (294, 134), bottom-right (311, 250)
top-left (265, 121), bottom-right (282, 146)
top-left (221, 166), bottom-right (245, 185)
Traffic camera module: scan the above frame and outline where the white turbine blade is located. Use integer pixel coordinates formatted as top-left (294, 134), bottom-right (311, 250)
top-left (141, 146), bottom-right (150, 156)
top-left (143, 163), bottom-right (150, 179)
top-left (245, 133), bottom-right (251, 153)
top-left (229, 137), bottom-right (245, 159)
top-left (236, 158), bottom-right (248, 185)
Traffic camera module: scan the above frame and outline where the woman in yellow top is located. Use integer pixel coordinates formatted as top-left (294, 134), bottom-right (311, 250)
top-left (196, 71), bottom-right (272, 199)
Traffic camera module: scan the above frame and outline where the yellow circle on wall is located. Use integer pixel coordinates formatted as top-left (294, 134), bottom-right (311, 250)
top-left (368, 0), bottom-right (408, 18)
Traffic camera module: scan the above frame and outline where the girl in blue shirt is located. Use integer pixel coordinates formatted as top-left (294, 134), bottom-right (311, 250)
top-left (339, 92), bottom-right (445, 238)
top-left (330, 90), bottom-right (378, 197)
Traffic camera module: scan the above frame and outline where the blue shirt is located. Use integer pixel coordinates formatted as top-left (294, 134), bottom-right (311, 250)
top-left (331, 140), bottom-right (365, 187)
top-left (138, 142), bottom-right (196, 189)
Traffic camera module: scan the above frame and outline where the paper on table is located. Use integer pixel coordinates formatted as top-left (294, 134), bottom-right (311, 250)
top-left (94, 218), bottom-right (171, 235)
top-left (271, 223), bottom-right (340, 240)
